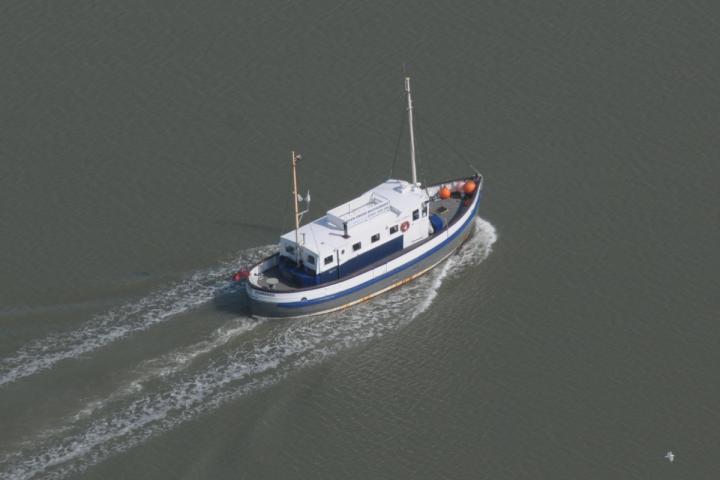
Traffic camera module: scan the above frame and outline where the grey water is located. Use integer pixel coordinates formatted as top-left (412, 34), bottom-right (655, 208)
top-left (1, 1), bottom-right (718, 478)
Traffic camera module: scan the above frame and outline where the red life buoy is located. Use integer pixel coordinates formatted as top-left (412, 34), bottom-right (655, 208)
top-left (400, 221), bottom-right (410, 232)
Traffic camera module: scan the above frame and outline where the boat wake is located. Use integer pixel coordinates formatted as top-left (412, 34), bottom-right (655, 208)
top-left (0, 246), bottom-right (275, 387)
top-left (68, 317), bottom-right (264, 424)
top-left (0, 218), bottom-right (496, 480)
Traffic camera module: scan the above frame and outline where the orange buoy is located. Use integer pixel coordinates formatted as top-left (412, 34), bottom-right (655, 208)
top-left (463, 180), bottom-right (477, 194)
top-left (439, 186), bottom-right (451, 199)
top-left (400, 221), bottom-right (410, 232)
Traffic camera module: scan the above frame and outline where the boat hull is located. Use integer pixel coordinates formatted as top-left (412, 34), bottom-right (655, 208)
top-left (248, 219), bottom-right (474, 318)
top-left (246, 183), bottom-right (482, 318)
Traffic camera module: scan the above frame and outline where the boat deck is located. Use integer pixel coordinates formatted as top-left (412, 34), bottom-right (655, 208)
top-left (255, 266), bottom-right (292, 291)
top-left (254, 195), bottom-right (466, 292)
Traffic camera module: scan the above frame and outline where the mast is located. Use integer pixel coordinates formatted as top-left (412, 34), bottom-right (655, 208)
top-left (404, 76), bottom-right (418, 186)
top-left (291, 150), bottom-right (301, 266)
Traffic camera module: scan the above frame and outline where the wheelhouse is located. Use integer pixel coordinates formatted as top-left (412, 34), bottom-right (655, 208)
top-left (277, 179), bottom-right (431, 286)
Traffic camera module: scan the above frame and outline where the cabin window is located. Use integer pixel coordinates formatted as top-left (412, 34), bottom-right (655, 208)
top-left (389, 225), bottom-right (398, 234)
top-left (353, 242), bottom-right (362, 251)
top-left (412, 209), bottom-right (419, 221)
top-left (285, 245), bottom-right (295, 254)
top-left (306, 255), bottom-right (315, 265)
top-left (371, 233), bottom-right (380, 243)
top-left (324, 255), bottom-right (334, 265)
top-left (422, 201), bottom-right (428, 217)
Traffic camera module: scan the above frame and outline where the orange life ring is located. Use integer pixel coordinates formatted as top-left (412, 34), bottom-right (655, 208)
top-left (400, 221), bottom-right (410, 232)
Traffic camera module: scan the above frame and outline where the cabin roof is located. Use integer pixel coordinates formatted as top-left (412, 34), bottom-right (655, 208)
top-left (280, 179), bottom-right (427, 255)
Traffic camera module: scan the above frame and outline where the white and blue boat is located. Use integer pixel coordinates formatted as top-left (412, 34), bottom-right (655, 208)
top-left (239, 77), bottom-right (483, 318)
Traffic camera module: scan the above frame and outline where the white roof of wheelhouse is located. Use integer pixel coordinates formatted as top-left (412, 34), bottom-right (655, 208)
top-left (280, 179), bottom-right (428, 255)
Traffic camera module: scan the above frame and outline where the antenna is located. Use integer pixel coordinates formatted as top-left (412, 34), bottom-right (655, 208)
top-left (404, 76), bottom-right (418, 186)
top-left (291, 151), bottom-right (301, 266)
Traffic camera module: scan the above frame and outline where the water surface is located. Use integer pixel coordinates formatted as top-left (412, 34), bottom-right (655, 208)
top-left (1, 1), bottom-right (718, 478)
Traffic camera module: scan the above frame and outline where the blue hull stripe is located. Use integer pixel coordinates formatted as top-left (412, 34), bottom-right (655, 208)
top-left (277, 194), bottom-right (481, 308)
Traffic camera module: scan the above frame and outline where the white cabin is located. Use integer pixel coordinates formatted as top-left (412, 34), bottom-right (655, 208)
top-left (279, 179), bottom-right (430, 276)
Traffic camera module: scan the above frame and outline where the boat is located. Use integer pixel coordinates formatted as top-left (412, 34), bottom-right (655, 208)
top-left (237, 77), bottom-right (483, 318)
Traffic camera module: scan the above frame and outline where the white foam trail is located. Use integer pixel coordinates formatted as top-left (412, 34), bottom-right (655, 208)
top-left (3, 317), bottom-right (263, 460)
top-left (2, 298), bottom-right (416, 480)
top-left (414, 217), bottom-right (497, 316)
top-left (1, 219), bottom-right (496, 480)
top-left (71, 317), bottom-right (263, 423)
top-left (136, 317), bottom-right (262, 381)
top-left (0, 246), bottom-right (274, 387)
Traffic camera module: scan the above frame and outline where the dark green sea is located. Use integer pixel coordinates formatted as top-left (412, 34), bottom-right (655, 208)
top-left (1, 1), bottom-right (718, 478)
